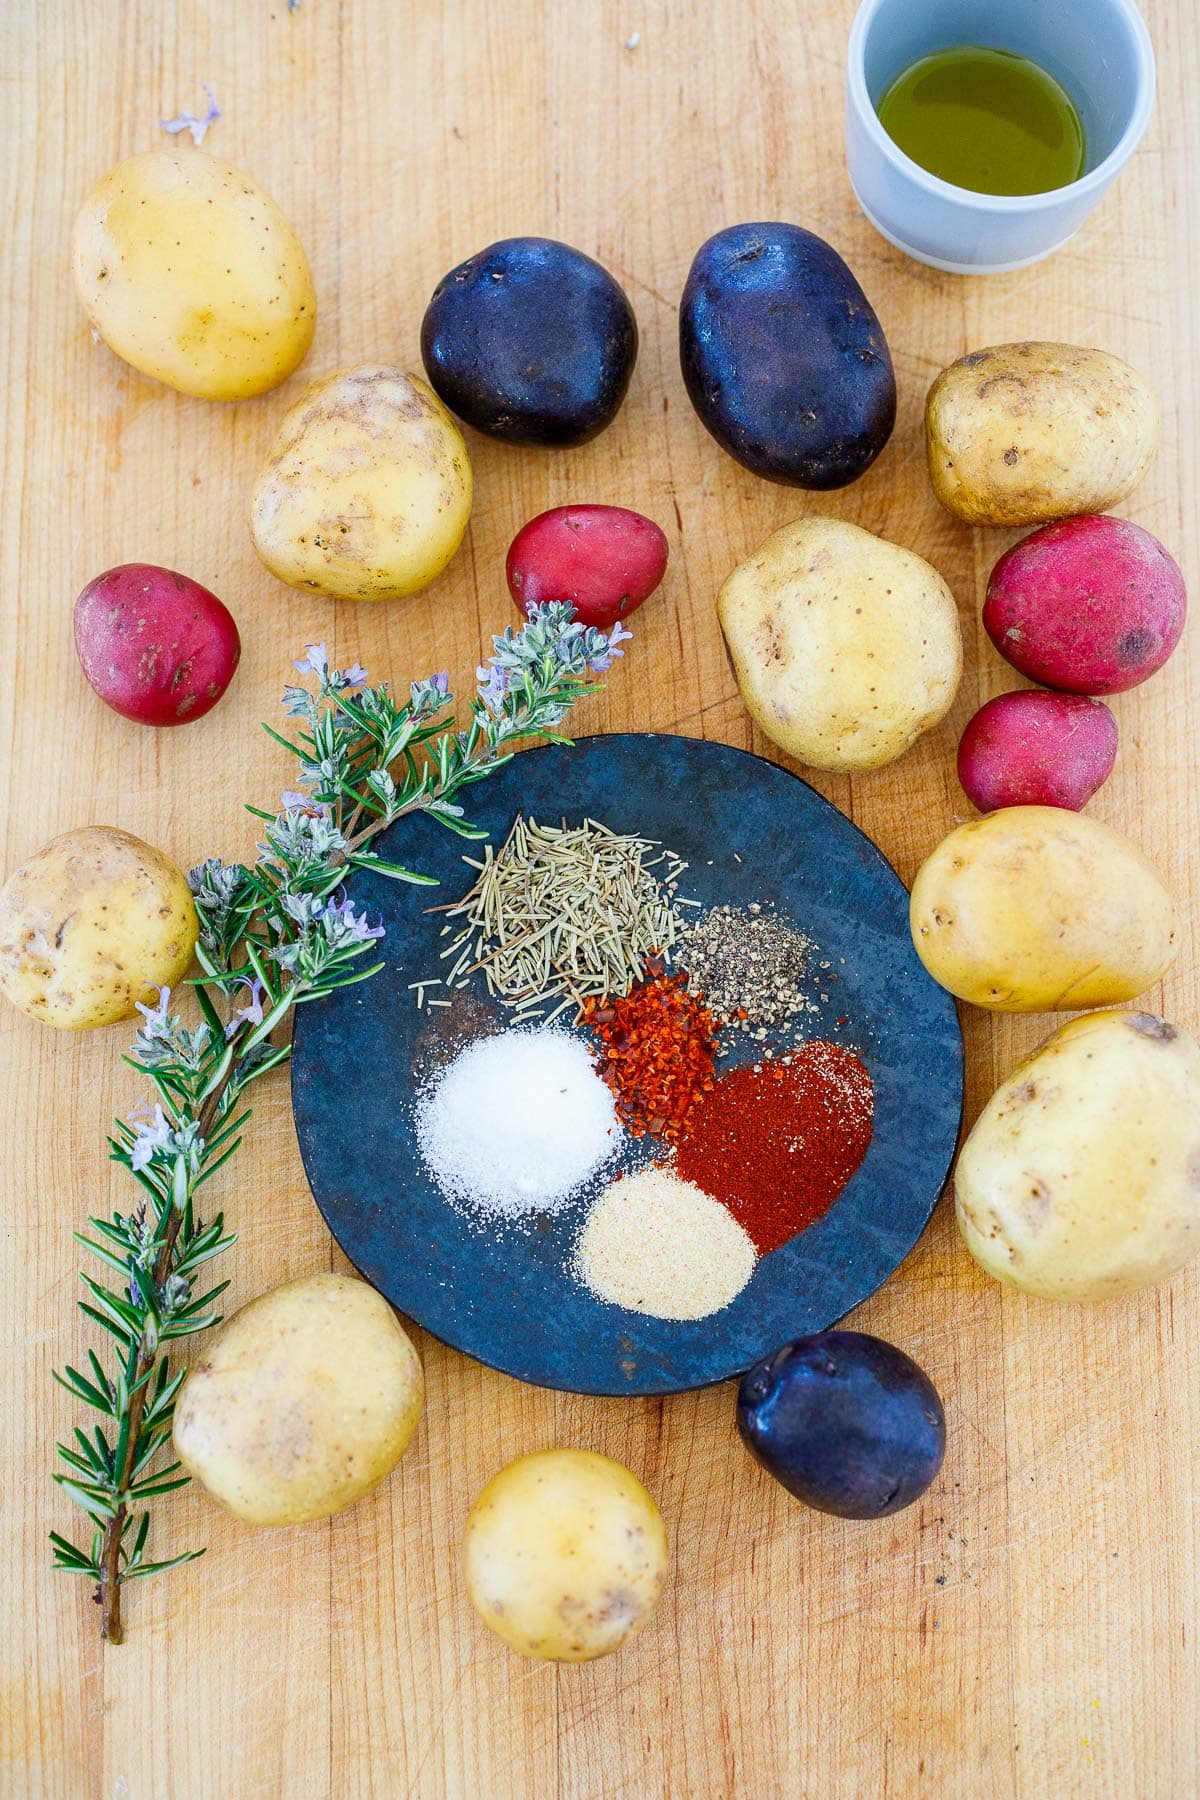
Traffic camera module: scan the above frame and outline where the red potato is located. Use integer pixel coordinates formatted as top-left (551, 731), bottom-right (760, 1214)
top-left (958, 690), bottom-right (1118, 813)
top-left (985, 515), bottom-right (1186, 695)
top-left (507, 504), bottom-right (668, 629)
top-left (75, 564), bottom-right (241, 726)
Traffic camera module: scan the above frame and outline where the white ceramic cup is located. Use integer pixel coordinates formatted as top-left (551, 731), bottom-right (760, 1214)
top-left (844, 0), bottom-right (1156, 274)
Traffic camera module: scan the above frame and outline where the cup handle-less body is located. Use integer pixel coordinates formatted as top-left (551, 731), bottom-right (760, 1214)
top-left (844, 0), bottom-right (1155, 275)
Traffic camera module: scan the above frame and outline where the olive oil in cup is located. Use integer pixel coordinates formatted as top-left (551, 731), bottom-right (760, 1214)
top-left (877, 46), bottom-right (1086, 197)
top-left (844, 0), bottom-right (1156, 273)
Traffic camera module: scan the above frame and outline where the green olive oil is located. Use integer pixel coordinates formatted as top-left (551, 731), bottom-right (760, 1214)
top-left (876, 46), bottom-right (1086, 196)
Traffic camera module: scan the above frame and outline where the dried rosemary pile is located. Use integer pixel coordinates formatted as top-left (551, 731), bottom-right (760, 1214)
top-left (419, 815), bottom-right (693, 1022)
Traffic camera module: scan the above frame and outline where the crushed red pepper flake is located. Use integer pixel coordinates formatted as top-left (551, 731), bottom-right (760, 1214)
top-left (581, 963), bottom-right (718, 1141)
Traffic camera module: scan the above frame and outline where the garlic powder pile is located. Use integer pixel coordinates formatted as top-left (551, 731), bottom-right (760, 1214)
top-left (575, 1166), bottom-right (757, 1319)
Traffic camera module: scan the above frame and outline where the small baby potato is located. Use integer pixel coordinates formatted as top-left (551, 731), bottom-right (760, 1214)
top-left (718, 516), bottom-right (961, 772)
top-left (173, 1273), bottom-right (423, 1526)
top-left (984, 515), bottom-right (1187, 695)
top-left (956, 1011), bottom-right (1200, 1300)
top-left (957, 690), bottom-right (1118, 813)
top-left (0, 826), bottom-right (197, 1030)
top-left (72, 145), bottom-right (315, 401)
top-left (910, 806), bottom-right (1178, 1011)
top-left (462, 1449), bottom-right (668, 1662)
top-left (75, 563), bottom-right (241, 726)
top-left (507, 505), bottom-right (669, 629)
top-left (926, 342), bottom-right (1159, 526)
top-left (249, 365), bottom-right (473, 601)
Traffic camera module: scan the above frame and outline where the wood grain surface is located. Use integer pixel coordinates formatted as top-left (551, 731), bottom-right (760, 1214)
top-left (1, 2), bottom-right (1197, 1795)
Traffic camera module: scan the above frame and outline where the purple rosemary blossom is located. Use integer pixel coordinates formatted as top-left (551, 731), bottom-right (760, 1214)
top-left (410, 671), bottom-right (450, 712)
top-left (477, 662), bottom-right (509, 714)
top-left (225, 977), bottom-right (266, 1040)
top-left (319, 893), bottom-right (386, 946)
top-left (130, 987), bottom-right (214, 1072)
top-left (292, 646), bottom-right (367, 693)
top-left (324, 658), bottom-right (370, 694)
top-left (587, 619), bottom-right (633, 673)
top-left (128, 1105), bottom-right (175, 1173)
top-left (281, 790), bottom-right (314, 813)
top-left (293, 644), bottom-right (329, 681)
top-left (161, 83), bottom-right (220, 146)
top-left (134, 988), bottom-right (173, 1042)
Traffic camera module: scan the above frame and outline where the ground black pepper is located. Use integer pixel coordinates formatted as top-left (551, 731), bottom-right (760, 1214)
top-left (677, 903), bottom-right (816, 1040)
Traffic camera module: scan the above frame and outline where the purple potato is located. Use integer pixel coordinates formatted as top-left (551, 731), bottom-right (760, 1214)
top-left (420, 237), bottom-right (637, 448)
top-left (679, 222), bottom-right (895, 488)
top-left (737, 1331), bottom-right (945, 1518)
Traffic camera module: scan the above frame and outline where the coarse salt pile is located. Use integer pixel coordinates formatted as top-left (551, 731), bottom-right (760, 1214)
top-left (415, 1027), bottom-right (621, 1218)
top-left (574, 1166), bottom-right (758, 1320)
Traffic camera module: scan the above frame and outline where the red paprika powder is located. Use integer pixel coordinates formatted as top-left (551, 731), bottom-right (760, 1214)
top-left (674, 1041), bottom-right (874, 1252)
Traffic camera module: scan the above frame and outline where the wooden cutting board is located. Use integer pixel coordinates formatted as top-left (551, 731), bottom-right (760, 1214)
top-left (1, 2), bottom-right (1196, 1794)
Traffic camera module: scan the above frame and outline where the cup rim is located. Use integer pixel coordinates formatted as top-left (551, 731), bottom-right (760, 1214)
top-left (846, 0), bottom-right (1157, 214)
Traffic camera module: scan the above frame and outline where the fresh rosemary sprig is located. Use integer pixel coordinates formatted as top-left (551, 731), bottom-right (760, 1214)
top-left (50, 602), bottom-right (630, 1644)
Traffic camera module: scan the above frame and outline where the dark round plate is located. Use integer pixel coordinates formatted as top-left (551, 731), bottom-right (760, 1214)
top-left (291, 733), bottom-right (963, 1395)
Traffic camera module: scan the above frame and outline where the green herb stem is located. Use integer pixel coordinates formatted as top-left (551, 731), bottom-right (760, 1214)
top-left (51, 605), bottom-right (630, 1644)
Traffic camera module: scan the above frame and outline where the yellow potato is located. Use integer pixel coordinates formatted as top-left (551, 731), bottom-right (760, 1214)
top-left (717, 516), bottom-right (961, 772)
top-left (0, 826), bottom-right (197, 1030)
top-left (72, 145), bottom-right (315, 401)
top-left (249, 365), bottom-right (473, 601)
top-left (925, 341), bottom-right (1159, 526)
top-left (956, 1011), bottom-right (1200, 1300)
top-left (462, 1449), bottom-right (668, 1662)
top-left (910, 806), bottom-right (1178, 1012)
top-left (173, 1272), bottom-right (423, 1526)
